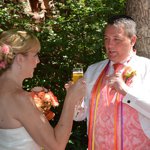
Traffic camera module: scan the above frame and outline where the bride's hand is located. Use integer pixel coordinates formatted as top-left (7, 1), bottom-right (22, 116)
top-left (31, 86), bottom-right (48, 92)
top-left (64, 78), bottom-right (86, 105)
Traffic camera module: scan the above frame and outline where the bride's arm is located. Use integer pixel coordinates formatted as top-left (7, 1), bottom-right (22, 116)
top-left (14, 78), bottom-right (86, 150)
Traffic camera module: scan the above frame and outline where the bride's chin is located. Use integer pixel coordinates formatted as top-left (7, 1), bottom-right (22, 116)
top-left (26, 73), bottom-right (33, 79)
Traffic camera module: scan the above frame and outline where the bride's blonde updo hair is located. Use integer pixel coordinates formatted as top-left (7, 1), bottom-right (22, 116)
top-left (0, 29), bottom-right (41, 75)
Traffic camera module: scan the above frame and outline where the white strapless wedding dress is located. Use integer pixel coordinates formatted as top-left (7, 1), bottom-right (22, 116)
top-left (0, 127), bottom-right (41, 150)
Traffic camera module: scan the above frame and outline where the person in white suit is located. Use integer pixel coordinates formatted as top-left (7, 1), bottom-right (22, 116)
top-left (74, 15), bottom-right (150, 150)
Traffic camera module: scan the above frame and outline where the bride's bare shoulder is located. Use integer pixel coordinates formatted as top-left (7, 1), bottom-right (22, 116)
top-left (13, 89), bottom-right (34, 105)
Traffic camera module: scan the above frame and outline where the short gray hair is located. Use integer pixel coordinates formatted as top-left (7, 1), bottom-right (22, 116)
top-left (107, 15), bottom-right (137, 38)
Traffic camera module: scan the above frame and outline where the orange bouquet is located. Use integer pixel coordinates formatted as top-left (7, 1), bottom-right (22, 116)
top-left (31, 87), bottom-right (59, 121)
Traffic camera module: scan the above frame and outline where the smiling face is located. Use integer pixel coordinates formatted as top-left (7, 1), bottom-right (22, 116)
top-left (104, 24), bottom-right (136, 63)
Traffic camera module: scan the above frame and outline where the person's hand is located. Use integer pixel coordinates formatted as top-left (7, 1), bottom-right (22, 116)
top-left (106, 73), bottom-right (129, 96)
top-left (31, 86), bottom-right (48, 92)
top-left (64, 77), bottom-right (86, 105)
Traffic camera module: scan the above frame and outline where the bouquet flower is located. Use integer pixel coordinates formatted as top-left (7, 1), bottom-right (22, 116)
top-left (31, 87), bottom-right (59, 121)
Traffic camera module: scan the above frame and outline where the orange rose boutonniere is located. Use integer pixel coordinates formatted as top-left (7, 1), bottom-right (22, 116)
top-left (31, 87), bottom-right (59, 121)
top-left (122, 66), bottom-right (136, 85)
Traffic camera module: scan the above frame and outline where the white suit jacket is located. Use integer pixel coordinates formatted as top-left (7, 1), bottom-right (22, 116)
top-left (74, 55), bottom-right (150, 138)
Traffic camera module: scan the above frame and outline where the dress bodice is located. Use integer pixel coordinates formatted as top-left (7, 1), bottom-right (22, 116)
top-left (0, 127), bottom-right (41, 150)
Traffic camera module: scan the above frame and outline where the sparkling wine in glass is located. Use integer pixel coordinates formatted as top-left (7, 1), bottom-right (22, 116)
top-left (72, 68), bottom-right (83, 83)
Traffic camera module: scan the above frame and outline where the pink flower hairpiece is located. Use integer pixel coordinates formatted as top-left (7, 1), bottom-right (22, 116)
top-left (0, 61), bottom-right (6, 69)
top-left (1, 44), bottom-right (10, 54)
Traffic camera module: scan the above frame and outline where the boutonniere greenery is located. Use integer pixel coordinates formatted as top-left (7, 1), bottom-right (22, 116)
top-left (122, 66), bottom-right (136, 84)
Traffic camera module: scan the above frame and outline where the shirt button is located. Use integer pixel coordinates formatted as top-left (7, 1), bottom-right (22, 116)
top-left (127, 100), bottom-right (131, 103)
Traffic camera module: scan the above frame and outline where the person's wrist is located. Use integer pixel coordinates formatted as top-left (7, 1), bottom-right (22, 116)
top-left (121, 84), bottom-right (129, 96)
top-left (65, 95), bottom-right (77, 107)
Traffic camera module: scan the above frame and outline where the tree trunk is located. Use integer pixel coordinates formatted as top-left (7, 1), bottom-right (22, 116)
top-left (126, 0), bottom-right (150, 58)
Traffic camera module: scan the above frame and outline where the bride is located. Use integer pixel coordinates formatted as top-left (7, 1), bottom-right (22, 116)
top-left (0, 29), bottom-right (86, 150)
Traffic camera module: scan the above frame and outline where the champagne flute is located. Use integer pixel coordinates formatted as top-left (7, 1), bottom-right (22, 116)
top-left (72, 68), bottom-right (84, 83)
top-left (72, 68), bottom-right (85, 118)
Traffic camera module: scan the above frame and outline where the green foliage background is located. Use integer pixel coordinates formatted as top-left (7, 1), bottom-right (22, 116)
top-left (0, 0), bottom-right (126, 149)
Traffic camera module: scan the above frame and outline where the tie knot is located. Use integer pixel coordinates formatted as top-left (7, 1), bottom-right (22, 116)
top-left (113, 63), bottom-right (124, 73)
